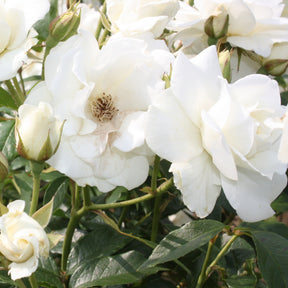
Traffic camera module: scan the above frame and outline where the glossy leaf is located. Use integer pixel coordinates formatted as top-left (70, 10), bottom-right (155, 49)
top-left (251, 231), bottom-right (288, 288)
top-left (225, 275), bottom-right (256, 288)
top-left (67, 223), bottom-right (131, 274)
top-left (44, 177), bottom-right (69, 210)
top-left (140, 219), bottom-right (224, 269)
top-left (0, 120), bottom-right (17, 161)
top-left (0, 87), bottom-right (17, 110)
top-left (69, 251), bottom-right (163, 288)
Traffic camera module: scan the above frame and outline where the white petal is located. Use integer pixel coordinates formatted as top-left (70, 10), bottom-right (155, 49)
top-left (6, 0), bottom-right (50, 33)
top-left (145, 88), bottom-right (203, 162)
top-left (7, 200), bottom-right (25, 214)
top-left (9, 254), bottom-right (38, 280)
top-left (171, 47), bottom-right (222, 126)
top-left (201, 110), bottom-right (238, 180)
top-left (170, 151), bottom-right (221, 218)
top-left (222, 168), bottom-right (287, 222)
top-left (113, 111), bottom-right (146, 152)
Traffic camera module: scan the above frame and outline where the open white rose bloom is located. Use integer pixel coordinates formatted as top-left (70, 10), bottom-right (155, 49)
top-left (145, 46), bottom-right (287, 222)
top-left (106, 0), bottom-right (180, 37)
top-left (0, 200), bottom-right (49, 280)
top-left (25, 30), bottom-right (172, 191)
top-left (169, 0), bottom-right (288, 58)
top-left (0, 0), bottom-right (50, 81)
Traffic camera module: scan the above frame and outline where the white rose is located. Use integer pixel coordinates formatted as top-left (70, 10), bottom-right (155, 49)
top-left (106, 0), bottom-right (180, 37)
top-left (25, 30), bottom-right (173, 192)
top-left (16, 102), bottom-right (64, 162)
top-left (0, 200), bottom-right (49, 280)
top-left (145, 46), bottom-right (287, 222)
top-left (169, 0), bottom-right (288, 57)
top-left (0, 0), bottom-right (50, 81)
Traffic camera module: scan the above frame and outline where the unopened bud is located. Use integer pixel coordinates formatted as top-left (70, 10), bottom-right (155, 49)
top-left (0, 152), bottom-right (8, 181)
top-left (49, 3), bottom-right (81, 43)
top-left (263, 43), bottom-right (288, 76)
top-left (219, 49), bottom-right (232, 82)
top-left (205, 5), bottom-right (229, 39)
top-left (15, 102), bottom-right (65, 162)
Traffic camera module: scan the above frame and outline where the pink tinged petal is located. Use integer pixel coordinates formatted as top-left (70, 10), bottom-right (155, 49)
top-left (170, 151), bottom-right (221, 218)
top-left (221, 168), bottom-right (287, 222)
top-left (201, 111), bottom-right (238, 180)
top-left (113, 112), bottom-right (146, 152)
top-left (209, 79), bottom-right (255, 156)
top-left (145, 89), bottom-right (203, 163)
top-left (171, 47), bottom-right (222, 126)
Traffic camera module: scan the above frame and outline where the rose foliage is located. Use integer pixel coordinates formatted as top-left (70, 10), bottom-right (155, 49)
top-left (0, 0), bottom-right (287, 288)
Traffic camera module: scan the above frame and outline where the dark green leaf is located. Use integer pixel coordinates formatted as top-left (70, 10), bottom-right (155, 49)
top-left (69, 251), bottom-right (163, 288)
top-left (225, 275), bottom-right (256, 288)
top-left (0, 270), bottom-right (16, 285)
top-left (271, 192), bottom-right (288, 213)
top-left (0, 87), bottom-right (17, 110)
top-left (67, 223), bottom-right (132, 274)
top-left (44, 177), bottom-right (69, 210)
top-left (35, 268), bottom-right (64, 288)
top-left (140, 219), bottom-right (224, 269)
top-left (13, 173), bottom-right (33, 213)
top-left (0, 120), bottom-right (17, 161)
top-left (251, 231), bottom-right (288, 288)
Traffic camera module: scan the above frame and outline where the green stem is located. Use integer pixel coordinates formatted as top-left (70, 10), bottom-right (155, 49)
top-left (205, 234), bottom-right (239, 278)
top-left (12, 77), bottom-right (25, 104)
top-left (29, 161), bottom-right (44, 216)
top-left (61, 207), bottom-right (87, 272)
top-left (151, 156), bottom-right (161, 242)
top-left (99, 28), bottom-right (109, 48)
top-left (95, 1), bottom-right (106, 41)
top-left (18, 70), bottom-right (27, 97)
top-left (151, 155), bottom-right (160, 193)
top-left (28, 273), bottom-right (38, 288)
top-left (90, 178), bottom-right (173, 211)
top-left (15, 279), bottom-right (26, 288)
top-left (83, 186), bottom-right (91, 207)
top-left (196, 239), bottom-right (216, 288)
top-left (4, 80), bottom-right (19, 108)
top-left (118, 206), bottom-right (128, 228)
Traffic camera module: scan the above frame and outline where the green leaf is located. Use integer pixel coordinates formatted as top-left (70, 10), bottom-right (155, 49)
top-left (47, 232), bottom-right (64, 249)
top-left (13, 173), bottom-right (33, 213)
top-left (69, 251), bottom-right (163, 288)
top-left (0, 202), bottom-right (8, 216)
top-left (35, 267), bottom-right (64, 288)
top-left (0, 120), bottom-right (17, 161)
top-left (0, 87), bottom-right (17, 110)
top-left (271, 191), bottom-right (288, 213)
top-left (251, 231), bottom-right (288, 288)
top-left (67, 223), bottom-right (131, 274)
top-left (140, 219), bottom-right (224, 269)
top-left (32, 197), bottom-right (54, 228)
top-left (225, 275), bottom-right (256, 288)
top-left (44, 177), bottom-right (69, 210)
top-left (33, 0), bottom-right (58, 40)
top-left (0, 270), bottom-right (16, 285)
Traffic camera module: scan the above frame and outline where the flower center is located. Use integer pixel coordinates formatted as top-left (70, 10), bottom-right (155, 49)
top-left (89, 93), bottom-right (118, 122)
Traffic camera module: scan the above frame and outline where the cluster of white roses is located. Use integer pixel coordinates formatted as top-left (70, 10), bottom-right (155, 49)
top-left (2, 0), bottom-right (288, 278)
